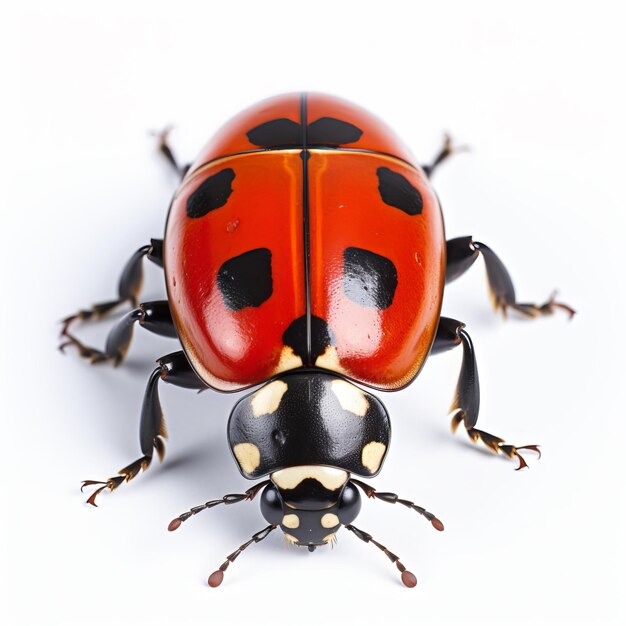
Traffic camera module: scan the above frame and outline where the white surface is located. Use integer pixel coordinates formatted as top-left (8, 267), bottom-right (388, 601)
top-left (2, 1), bottom-right (625, 625)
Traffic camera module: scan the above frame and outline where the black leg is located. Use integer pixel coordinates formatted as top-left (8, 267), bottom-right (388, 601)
top-left (151, 127), bottom-right (191, 179)
top-left (207, 525), bottom-right (277, 588)
top-left (167, 481), bottom-right (270, 531)
top-left (350, 479), bottom-right (444, 531)
top-left (446, 236), bottom-right (575, 319)
top-left (421, 133), bottom-right (469, 178)
top-left (344, 524), bottom-right (417, 588)
top-left (81, 351), bottom-right (208, 506)
top-left (433, 317), bottom-right (541, 470)
top-left (60, 239), bottom-right (164, 348)
top-left (60, 300), bottom-right (177, 365)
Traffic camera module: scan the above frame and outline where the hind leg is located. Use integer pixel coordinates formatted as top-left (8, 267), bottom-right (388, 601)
top-left (421, 134), bottom-right (469, 178)
top-left (151, 126), bottom-right (191, 179)
top-left (60, 128), bottom-right (190, 355)
top-left (432, 317), bottom-right (541, 469)
top-left (60, 238), bottom-right (165, 361)
top-left (81, 350), bottom-right (208, 505)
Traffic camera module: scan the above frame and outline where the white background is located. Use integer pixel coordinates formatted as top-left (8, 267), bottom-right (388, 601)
top-left (2, 1), bottom-right (625, 625)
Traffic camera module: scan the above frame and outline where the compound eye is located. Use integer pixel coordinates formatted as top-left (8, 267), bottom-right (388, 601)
top-left (260, 484), bottom-right (283, 525)
top-left (337, 482), bottom-right (361, 525)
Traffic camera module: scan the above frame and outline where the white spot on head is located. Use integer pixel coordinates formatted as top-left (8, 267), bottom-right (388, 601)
top-left (251, 380), bottom-right (288, 416)
top-left (272, 465), bottom-right (348, 491)
top-left (320, 513), bottom-right (339, 528)
top-left (330, 379), bottom-right (369, 416)
top-left (361, 441), bottom-right (386, 473)
top-left (233, 442), bottom-right (261, 474)
top-left (282, 514), bottom-right (300, 529)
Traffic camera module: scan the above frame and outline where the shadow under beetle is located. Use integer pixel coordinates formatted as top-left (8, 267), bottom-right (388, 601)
top-left (61, 93), bottom-right (574, 587)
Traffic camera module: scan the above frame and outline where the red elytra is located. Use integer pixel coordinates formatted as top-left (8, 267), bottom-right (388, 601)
top-left (164, 93), bottom-right (445, 392)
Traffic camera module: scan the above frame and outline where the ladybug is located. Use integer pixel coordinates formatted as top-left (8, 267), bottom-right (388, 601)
top-left (61, 93), bottom-right (574, 587)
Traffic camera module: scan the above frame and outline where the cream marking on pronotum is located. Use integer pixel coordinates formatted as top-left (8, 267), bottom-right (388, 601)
top-left (330, 379), bottom-right (369, 416)
top-left (361, 441), bottom-right (386, 473)
top-left (271, 465), bottom-right (348, 491)
top-left (320, 513), bottom-right (340, 528)
top-left (251, 379), bottom-right (288, 416)
top-left (322, 532), bottom-right (337, 544)
top-left (282, 514), bottom-right (300, 529)
top-left (233, 442), bottom-right (261, 474)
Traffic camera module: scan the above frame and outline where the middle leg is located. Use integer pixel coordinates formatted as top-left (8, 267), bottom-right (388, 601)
top-left (446, 236), bottom-right (575, 319)
top-left (432, 316), bottom-right (541, 469)
top-left (61, 300), bottom-right (177, 365)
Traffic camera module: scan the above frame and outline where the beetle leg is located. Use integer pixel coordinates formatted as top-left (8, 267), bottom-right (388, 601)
top-left (151, 126), bottom-right (191, 179)
top-left (81, 351), bottom-right (207, 506)
top-left (433, 317), bottom-right (542, 470)
top-left (344, 524), bottom-right (418, 588)
top-left (421, 133), bottom-right (470, 178)
top-left (350, 479), bottom-right (444, 531)
top-left (60, 239), bottom-right (164, 351)
top-left (167, 481), bottom-right (270, 532)
top-left (60, 300), bottom-right (176, 366)
top-left (206, 525), bottom-right (277, 588)
top-left (445, 236), bottom-right (575, 319)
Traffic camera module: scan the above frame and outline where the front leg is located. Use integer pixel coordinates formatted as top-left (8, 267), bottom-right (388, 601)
top-left (432, 317), bottom-right (541, 469)
top-left (81, 350), bottom-right (208, 505)
top-left (446, 236), bottom-right (575, 319)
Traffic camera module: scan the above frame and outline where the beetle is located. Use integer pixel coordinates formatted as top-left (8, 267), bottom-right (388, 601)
top-left (61, 93), bottom-right (574, 587)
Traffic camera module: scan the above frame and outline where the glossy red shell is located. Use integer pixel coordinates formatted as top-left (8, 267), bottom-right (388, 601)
top-left (164, 93), bottom-right (445, 392)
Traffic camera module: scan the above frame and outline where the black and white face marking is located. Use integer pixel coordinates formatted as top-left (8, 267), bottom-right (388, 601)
top-left (246, 117), bottom-right (363, 148)
top-left (228, 372), bottom-right (391, 479)
top-left (260, 468), bottom-right (362, 551)
top-left (186, 168), bottom-right (235, 218)
top-left (343, 247), bottom-right (398, 309)
top-left (376, 166), bottom-right (423, 216)
top-left (217, 248), bottom-right (273, 311)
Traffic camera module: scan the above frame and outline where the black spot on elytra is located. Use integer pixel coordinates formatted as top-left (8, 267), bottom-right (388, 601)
top-left (282, 315), bottom-right (335, 365)
top-left (186, 168), bottom-right (235, 218)
top-left (217, 248), bottom-right (272, 311)
top-left (343, 247), bottom-right (398, 309)
top-left (377, 167), bottom-right (423, 215)
top-left (246, 117), bottom-right (363, 148)
top-left (246, 119), bottom-right (301, 147)
top-left (307, 117), bottom-right (363, 146)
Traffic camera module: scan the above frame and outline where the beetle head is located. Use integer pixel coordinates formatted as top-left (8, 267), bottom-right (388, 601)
top-left (259, 466), bottom-right (361, 550)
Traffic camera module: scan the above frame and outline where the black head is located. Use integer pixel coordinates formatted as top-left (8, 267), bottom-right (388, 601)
top-left (259, 466), bottom-right (361, 550)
